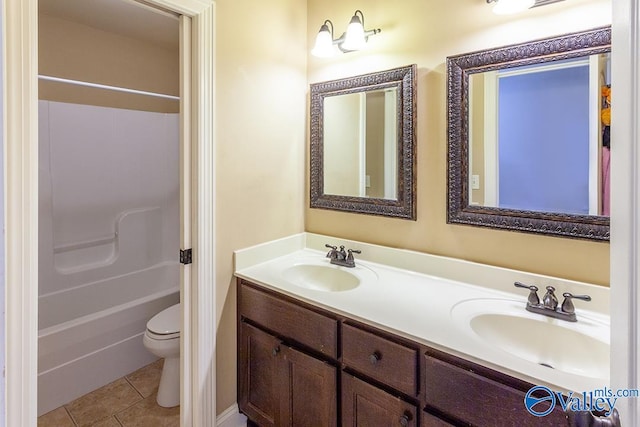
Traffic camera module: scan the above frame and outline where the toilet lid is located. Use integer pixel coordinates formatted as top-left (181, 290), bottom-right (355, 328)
top-left (147, 303), bottom-right (180, 336)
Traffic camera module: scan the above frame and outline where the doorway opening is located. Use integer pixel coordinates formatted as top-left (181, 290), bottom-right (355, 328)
top-left (37, 0), bottom-right (182, 422)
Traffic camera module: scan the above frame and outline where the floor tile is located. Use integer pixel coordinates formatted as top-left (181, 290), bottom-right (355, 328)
top-left (37, 406), bottom-right (75, 427)
top-left (90, 417), bottom-right (121, 427)
top-left (115, 393), bottom-right (179, 427)
top-left (126, 358), bottom-right (163, 398)
top-left (65, 378), bottom-right (142, 427)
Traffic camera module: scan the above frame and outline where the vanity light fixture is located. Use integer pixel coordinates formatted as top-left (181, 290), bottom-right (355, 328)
top-left (311, 10), bottom-right (381, 58)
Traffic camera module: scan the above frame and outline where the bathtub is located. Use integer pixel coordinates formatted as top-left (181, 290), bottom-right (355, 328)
top-left (37, 261), bottom-right (180, 416)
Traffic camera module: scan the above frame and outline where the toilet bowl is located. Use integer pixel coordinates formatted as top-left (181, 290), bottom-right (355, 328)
top-left (143, 303), bottom-right (180, 407)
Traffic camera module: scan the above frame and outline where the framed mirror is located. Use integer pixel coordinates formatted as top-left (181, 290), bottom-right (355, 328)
top-left (310, 64), bottom-right (417, 219)
top-left (447, 27), bottom-right (611, 241)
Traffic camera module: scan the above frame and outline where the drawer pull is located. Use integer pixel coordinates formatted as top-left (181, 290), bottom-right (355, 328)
top-left (369, 351), bottom-right (382, 365)
top-left (272, 346), bottom-right (280, 356)
top-left (399, 411), bottom-right (412, 426)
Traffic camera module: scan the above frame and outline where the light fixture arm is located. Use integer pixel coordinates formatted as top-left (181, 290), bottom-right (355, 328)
top-left (322, 19), bottom-right (334, 38)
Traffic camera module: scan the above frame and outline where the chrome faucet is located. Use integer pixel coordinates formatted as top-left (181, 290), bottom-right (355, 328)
top-left (325, 244), bottom-right (361, 268)
top-left (514, 282), bottom-right (591, 322)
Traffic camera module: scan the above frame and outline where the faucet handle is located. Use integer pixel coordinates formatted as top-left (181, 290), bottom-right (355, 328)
top-left (514, 281), bottom-right (540, 306)
top-left (561, 292), bottom-right (592, 314)
top-left (346, 248), bottom-right (361, 262)
top-left (324, 244), bottom-right (337, 258)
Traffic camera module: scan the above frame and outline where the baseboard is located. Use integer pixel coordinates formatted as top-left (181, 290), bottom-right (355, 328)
top-left (217, 403), bottom-right (247, 427)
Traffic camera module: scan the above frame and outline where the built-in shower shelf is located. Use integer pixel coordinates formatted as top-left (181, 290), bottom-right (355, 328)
top-left (53, 233), bottom-right (117, 254)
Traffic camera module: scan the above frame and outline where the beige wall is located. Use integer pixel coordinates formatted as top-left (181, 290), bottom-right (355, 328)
top-left (307, 0), bottom-right (611, 286)
top-left (365, 91), bottom-right (385, 198)
top-left (39, 14), bottom-right (178, 112)
top-left (215, 0), bottom-right (307, 412)
top-left (324, 93), bottom-right (362, 196)
top-left (470, 73), bottom-right (486, 206)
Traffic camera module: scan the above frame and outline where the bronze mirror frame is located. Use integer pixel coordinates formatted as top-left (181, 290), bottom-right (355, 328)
top-left (447, 27), bottom-right (611, 241)
top-left (310, 64), bottom-right (417, 220)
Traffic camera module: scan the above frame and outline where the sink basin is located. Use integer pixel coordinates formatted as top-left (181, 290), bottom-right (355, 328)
top-left (282, 264), bottom-right (361, 292)
top-left (451, 298), bottom-right (609, 380)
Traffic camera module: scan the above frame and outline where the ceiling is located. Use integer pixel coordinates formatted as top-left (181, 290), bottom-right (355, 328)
top-left (39, 0), bottom-right (179, 50)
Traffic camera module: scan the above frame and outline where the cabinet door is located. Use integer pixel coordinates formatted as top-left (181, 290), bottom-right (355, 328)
top-left (280, 346), bottom-right (337, 427)
top-left (238, 322), bottom-right (282, 427)
top-left (342, 372), bottom-right (417, 427)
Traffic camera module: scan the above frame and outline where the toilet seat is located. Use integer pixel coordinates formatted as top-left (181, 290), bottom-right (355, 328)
top-left (145, 330), bottom-right (180, 340)
top-left (146, 303), bottom-right (180, 340)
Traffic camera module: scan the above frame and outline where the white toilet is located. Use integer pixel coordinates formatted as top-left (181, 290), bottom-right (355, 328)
top-left (143, 303), bottom-right (180, 407)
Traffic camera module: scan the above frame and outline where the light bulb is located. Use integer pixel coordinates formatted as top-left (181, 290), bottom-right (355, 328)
top-left (341, 14), bottom-right (366, 51)
top-left (311, 23), bottom-right (336, 58)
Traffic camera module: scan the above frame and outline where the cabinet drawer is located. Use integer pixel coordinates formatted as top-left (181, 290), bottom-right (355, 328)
top-left (342, 323), bottom-right (418, 396)
top-left (424, 353), bottom-right (567, 427)
top-left (238, 281), bottom-right (338, 358)
top-left (342, 372), bottom-right (417, 427)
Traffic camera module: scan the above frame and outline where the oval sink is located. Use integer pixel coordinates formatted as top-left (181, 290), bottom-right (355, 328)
top-left (451, 298), bottom-right (609, 380)
top-left (283, 264), bottom-right (361, 292)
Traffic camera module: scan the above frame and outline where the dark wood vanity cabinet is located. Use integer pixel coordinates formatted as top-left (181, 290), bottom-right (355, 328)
top-left (343, 372), bottom-right (417, 427)
top-left (238, 281), bottom-right (338, 427)
top-left (341, 322), bottom-right (419, 427)
top-left (423, 349), bottom-right (568, 427)
top-left (238, 322), bottom-right (280, 427)
top-left (342, 323), bottom-right (419, 397)
top-left (237, 279), bottom-right (571, 427)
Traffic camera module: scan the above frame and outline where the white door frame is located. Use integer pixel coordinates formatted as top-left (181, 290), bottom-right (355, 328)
top-left (611, 0), bottom-right (640, 424)
top-left (3, 1), bottom-right (217, 426)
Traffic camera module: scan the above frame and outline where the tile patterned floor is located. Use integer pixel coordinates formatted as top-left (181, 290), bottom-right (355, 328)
top-left (38, 359), bottom-right (179, 427)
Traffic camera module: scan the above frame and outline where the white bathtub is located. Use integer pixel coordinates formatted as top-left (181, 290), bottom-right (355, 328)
top-left (37, 261), bottom-right (179, 416)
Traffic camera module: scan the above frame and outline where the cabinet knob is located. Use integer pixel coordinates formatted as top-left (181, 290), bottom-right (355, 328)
top-left (272, 346), bottom-right (280, 356)
top-left (399, 412), bottom-right (412, 426)
top-left (369, 351), bottom-right (381, 365)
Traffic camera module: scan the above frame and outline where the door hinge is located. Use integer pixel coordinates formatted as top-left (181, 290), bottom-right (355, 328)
top-left (180, 248), bottom-right (192, 265)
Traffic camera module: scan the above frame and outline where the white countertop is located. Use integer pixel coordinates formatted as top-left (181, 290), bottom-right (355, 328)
top-left (235, 233), bottom-right (610, 395)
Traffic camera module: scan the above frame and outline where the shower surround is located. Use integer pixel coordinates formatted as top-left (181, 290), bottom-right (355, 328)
top-left (37, 101), bottom-right (180, 415)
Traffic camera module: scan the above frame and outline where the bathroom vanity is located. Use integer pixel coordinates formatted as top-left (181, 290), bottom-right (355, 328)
top-left (235, 233), bottom-right (610, 426)
top-left (238, 279), bottom-right (569, 426)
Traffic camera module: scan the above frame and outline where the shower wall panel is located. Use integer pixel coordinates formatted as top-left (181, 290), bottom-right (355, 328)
top-left (39, 100), bottom-right (179, 296)
top-left (37, 100), bottom-right (180, 414)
